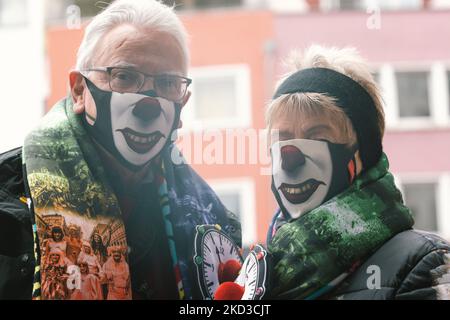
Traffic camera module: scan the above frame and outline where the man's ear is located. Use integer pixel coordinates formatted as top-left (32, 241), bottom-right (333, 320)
top-left (69, 71), bottom-right (85, 114)
top-left (181, 90), bottom-right (191, 108)
top-left (177, 91), bottom-right (191, 129)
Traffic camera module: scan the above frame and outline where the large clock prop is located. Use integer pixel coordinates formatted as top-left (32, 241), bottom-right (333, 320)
top-left (193, 224), bottom-right (270, 300)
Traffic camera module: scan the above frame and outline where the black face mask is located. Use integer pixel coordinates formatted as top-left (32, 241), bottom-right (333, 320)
top-left (81, 77), bottom-right (181, 170)
top-left (271, 139), bottom-right (357, 220)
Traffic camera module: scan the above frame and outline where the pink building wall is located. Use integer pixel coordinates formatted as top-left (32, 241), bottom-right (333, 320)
top-left (274, 10), bottom-right (450, 63)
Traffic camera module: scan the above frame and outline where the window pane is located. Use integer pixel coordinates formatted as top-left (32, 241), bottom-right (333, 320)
top-left (73, 0), bottom-right (103, 17)
top-left (194, 75), bottom-right (237, 120)
top-left (402, 182), bottom-right (437, 231)
top-left (164, 0), bottom-right (242, 10)
top-left (397, 71), bottom-right (430, 118)
top-left (372, 71), bottom-right (381, 87)
top-left (339, 0), bottom-right (362, 10)
top-left (216, 191), bottom-right (241, 218)
top-left (0, 0), bottom-right (27, 26)
top-left (194, 0), bottom-right (241, 9)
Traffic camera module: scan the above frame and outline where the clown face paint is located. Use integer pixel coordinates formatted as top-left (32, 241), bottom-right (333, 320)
top-left (110, 93), bottom-right (176, 165)
top-left (271, 139), bottom-right (356, 220)
top-left (82, 77), bottom-right (179, 169)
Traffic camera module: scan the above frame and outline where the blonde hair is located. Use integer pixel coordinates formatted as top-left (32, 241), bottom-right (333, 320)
top-left (266, 45), bottom-right (385, 148)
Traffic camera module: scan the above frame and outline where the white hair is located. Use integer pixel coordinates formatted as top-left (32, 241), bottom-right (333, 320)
top-left (75, 0), bottom-right (189, 72)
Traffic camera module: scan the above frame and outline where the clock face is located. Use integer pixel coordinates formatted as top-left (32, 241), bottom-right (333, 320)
top-left (194, 225), bottom-right (243, 299)
top-left (235, 244), bottom-right (268, 300)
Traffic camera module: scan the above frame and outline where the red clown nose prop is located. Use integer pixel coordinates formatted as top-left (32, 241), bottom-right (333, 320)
top-left (281, 145), bottom-right (306, 172)
top-left (214, 282), bottom-right (245, 300)
top-left (218, 259), bottom-right (241, 283)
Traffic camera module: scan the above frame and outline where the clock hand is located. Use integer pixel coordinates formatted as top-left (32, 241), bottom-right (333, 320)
top-left (216, 247), bottom-right (222, 264)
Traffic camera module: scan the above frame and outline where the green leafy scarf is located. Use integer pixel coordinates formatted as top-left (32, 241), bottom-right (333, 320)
top-left (268, 155), bottom-right (414, 299)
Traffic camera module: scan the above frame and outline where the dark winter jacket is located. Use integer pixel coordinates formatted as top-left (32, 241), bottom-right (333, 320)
top-left (1, 147), bottom-right (450, 300)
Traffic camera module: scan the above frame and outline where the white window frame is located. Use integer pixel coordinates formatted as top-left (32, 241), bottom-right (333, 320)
top-left (321, 0), bottom-right (422, 11)
top-left (182, 64), bottom-right (252, 132)
top-left (207, 177), bottom-right (256, 247)
top-left (395, 172), bottom-right (450, 240)
top-left (378, 62), bottom-right (450, 130)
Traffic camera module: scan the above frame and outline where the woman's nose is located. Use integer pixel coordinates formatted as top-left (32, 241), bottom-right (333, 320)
top-left (132, 97), bottom-right (161, 121)
top-left (281, 145), bottom-right (306, 172)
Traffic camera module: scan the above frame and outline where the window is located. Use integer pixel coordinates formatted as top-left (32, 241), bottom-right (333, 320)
top-left (396, 71), bottom-right (430, 118)
top-left (162, 0), bottom-right (242, 10)
top-left (184, 64), bottom-right (251, 130)
top-left (195, 75), bottom-right (238, 120)
top-left (209, 179), bottom-right (256, 246)
top-left (0, 0), bottom-right (27, 26)
top-left (338, 0), bottom-right (361, 10)
top-left (379, 64), bottom-right (450, 129)
top-left (377, 0), bottom-right (422, 10)
top-left (216, 191), bottom-right (241, 219)
top-left (372, 71), bottom-right (381, 87)
top-left (195, 0), bottom-right (242, 9)
top-left (72, 0), bottom-right (102, 17)
top-left (401, 182), bottom-right (438, 232)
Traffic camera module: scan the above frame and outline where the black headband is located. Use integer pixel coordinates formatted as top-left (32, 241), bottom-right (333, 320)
top-left (273, 67), bottom-right (382, 170)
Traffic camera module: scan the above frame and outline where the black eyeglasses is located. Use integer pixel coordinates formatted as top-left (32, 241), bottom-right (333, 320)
top-left (81, 66), bottom-right (192, 102)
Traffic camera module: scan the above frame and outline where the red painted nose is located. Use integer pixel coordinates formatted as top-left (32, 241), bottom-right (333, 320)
top-left (281, 145), bottom-right (306, 172)
top-left (132, 97), bottom-right (161, 121)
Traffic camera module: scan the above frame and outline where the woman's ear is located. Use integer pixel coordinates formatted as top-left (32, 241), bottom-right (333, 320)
top-left (69, 71), bottom-right (85, 114)
top-left (354, 150), bottom-right (363, 176)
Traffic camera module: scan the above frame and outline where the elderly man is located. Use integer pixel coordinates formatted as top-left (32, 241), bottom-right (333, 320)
top-left (0, 0), bottom-right (240, 300)
top-left (265, 45), bottom-right (450, 300)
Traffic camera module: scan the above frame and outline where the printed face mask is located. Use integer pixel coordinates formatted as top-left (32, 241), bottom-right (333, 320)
top-left (81, 77), bottom-right (180, 169)
top-left (271, 139), bottom-right (357, 220)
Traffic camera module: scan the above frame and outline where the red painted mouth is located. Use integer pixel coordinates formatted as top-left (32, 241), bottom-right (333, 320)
top-left (279, 179), bottom-right (326, 204)
top-left (117, 128), bottom-right (165, 154)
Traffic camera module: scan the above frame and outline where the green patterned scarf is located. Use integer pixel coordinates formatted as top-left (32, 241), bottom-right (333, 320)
top-left (267, 155), bottom-right (414, 299)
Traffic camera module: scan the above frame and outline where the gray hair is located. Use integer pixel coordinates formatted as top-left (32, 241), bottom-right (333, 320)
top-left (75, 0), bottom-right (189, 72)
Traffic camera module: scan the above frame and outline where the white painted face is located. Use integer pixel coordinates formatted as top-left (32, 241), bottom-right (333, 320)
top-left (110, 92), bottom-right (176, 166)
top-left (271, 139), bottom-right (333, 219)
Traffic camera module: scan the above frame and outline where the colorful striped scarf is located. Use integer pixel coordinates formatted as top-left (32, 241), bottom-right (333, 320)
top-left (23, 98), bottom-right (240, 300)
